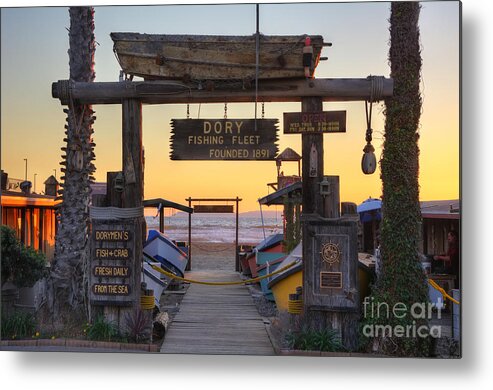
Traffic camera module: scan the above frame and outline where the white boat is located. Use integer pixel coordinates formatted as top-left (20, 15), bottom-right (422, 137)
top-left (141, 256), bottom-right (171, 307)
top-left (143, 230), bottom-right (188, 278)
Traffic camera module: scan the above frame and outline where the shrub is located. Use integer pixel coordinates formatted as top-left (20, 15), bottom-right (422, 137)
top-left (1, 311), bottom-right (37, 339)
top-left (85, 315), bottom-right (119, 342)
top-left (124, 309), bottom-right (152, 343)
top-left (285, 326), bottom-right (345, 352)
top-left (1, 225), bottom-right (48, 287)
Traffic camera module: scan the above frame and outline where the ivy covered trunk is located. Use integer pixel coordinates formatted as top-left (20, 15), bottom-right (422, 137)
top-left (47, 7), bottom-right (96, 320)
top-left (365, 2), bottom-right (431, 356)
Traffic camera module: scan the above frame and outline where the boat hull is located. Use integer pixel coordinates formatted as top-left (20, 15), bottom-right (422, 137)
top-left (142, 259), bottom-right (171, 307)
top-left (143, 230), bottom-right (188, 278)
top-left (270, 268), bottom-right (303, 311)
top-left (257, 256), bottom-right (285, 301)
top-left (111, 33), bottom-right (325, 81)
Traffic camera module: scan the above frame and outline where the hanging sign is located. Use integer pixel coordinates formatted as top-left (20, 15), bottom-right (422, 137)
top-left (194, 205), bottom-right (234, 213)
top-left (170, 119), bottom-right (278, 160)
top-left (90, 221), bottom-right (136, 306)
top-left (283, 111), bottom-right (347, 134)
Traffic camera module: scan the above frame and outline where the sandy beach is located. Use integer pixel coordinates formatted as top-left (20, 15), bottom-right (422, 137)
top-left (187, 241), bottom-right (240, 271)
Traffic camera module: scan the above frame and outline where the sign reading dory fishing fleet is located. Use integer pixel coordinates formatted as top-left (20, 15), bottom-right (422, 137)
top-left (283, 111), bottom-right (347, 134)
top-left (170, 119), bottom-right (278, 160)
top-left (90, 222), bottom-right (135, 305)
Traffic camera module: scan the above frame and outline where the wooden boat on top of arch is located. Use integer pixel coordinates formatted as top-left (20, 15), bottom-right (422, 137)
top-left (110, 33), bottom-right (328, 81)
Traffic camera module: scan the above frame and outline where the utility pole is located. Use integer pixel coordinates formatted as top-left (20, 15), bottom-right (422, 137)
top-left (24, 158), bottom-right (28, 181)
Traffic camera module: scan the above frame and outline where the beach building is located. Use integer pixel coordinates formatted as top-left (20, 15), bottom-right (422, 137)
top-left (1, 171), bottom-right (58, 261)
top-left (420, 200), bottom-right (460, 256)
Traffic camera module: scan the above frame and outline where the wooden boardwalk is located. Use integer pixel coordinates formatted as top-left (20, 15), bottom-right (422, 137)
top-left (160, 271), bottom-right (274, 355)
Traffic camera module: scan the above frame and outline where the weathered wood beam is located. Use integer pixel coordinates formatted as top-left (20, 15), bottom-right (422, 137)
top-left (122, 99), bottom-right (143, 208)
top-left (52, 77), bottom-right (392, 105)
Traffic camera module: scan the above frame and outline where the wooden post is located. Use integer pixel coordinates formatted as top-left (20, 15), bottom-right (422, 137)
top-left (104, 98), bottom-right (145, 330)
top-left (323, 176), bottom-right (340, 218)
top-left (301, 96), bottom-right (324, 333)
top-left (122, 99), bottom-right (143, 208)
top-left (235, 196), bottom-right (240, 272)
top-left (301, 97), bottom-right (324, 216)
top-left (300, 98), bottom-right (359, 350)
top-left (106, 171), bottom-right (123, 208)
top-left (187, 197), bottom-right (192, 271)
top-left (159, 205), bottom-right (164, 233)
top-left (20, 208), bottom-right (26, 243)
top-left (38, 207), bottom-right (44, 250)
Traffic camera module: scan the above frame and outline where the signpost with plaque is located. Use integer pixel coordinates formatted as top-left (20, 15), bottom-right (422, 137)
top-left (283, 111), bottom-right (346, 134)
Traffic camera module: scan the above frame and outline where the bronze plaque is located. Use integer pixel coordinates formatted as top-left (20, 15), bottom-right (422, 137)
top-left (320, 272), bottom-right (343, 289)
top-left (170, 119), bottom-right (278, 160)
top-left (320, 242), bottom-right (341, 265)
top-left (283, 111), bottom-right (346, 134)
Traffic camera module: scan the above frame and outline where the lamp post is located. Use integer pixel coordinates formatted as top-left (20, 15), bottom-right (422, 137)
top-left (24, 158), bottom-right (28, 181)
top-left (34, 173), bottom-right (37, 193)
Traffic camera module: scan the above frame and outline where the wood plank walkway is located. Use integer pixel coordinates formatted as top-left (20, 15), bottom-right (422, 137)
top-left (160, 271), bottom-right (274, 355)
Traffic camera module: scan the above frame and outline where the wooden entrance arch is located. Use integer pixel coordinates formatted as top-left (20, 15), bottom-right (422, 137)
top-left (52, 75), bottom-right (392, 342)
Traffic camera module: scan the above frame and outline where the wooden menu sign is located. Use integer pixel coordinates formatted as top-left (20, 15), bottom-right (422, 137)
top-left (90, 221), bottom-right (136, 306)
top-left (283, 111), bottom-right (346, 134)
top-left (170, 119), bottom-right (278, 160)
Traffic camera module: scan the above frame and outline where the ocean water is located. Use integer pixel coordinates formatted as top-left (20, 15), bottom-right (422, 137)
top-left (145, 213), bottom-right (283, 244)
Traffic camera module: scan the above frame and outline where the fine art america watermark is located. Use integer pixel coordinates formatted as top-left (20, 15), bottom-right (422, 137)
top-left (362, 296), bottom-right (443, 338)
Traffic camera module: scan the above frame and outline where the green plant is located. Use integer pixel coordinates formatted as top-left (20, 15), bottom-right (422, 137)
top-left (86, 315), bottom-right (119, 342)
top-left (1, 311), bottom-right (37, 339)
top-left (1, 225), bottom-right (48, 287)
top-left (124, 309), bottom-right (152, 343)
top-left (285, 326), bottom-right (345, 352)
top-left (283, 198), bottom-right (301, 253)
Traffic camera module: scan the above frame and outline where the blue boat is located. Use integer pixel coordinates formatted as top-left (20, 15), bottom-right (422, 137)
top-left (257, 256), bottom-right (286, 301)
top-left (255, 233), bottom-right (284, 253)
top-left (253, 233), bottom-right (286, 300)
top-left (255, 233), bottom-right (285, 268)
top-left (144, 230), bottom-right (188, 278)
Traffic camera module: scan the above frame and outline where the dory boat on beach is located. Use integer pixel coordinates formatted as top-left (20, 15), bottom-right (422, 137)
top-left (253, 233), bottom-right (286, 301)
top-left (267, 243), bottom-right (303, 311)
top-left (144, 230), bottom-right (188, 278)
top-left (248, 233), bottom-right (285, 278)
top-left (141, 255), bottom-right (171, 307)
top-left (111, 33), bottom-right (328, 81)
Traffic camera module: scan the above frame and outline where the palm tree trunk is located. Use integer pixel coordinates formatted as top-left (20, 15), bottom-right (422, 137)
top-left (48, 7), bottom-right (96, 320)
top-left (368, 2), bottom-right (430, 356)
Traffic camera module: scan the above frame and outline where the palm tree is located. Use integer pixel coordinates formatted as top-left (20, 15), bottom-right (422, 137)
top-left (47, 7), bottom-right (96, 320)
top-left (368, 2), bottom-right (430, 356)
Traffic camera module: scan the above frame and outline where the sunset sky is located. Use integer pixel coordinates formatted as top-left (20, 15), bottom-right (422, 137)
top-left (1, 1), bottom-right (460, 212)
